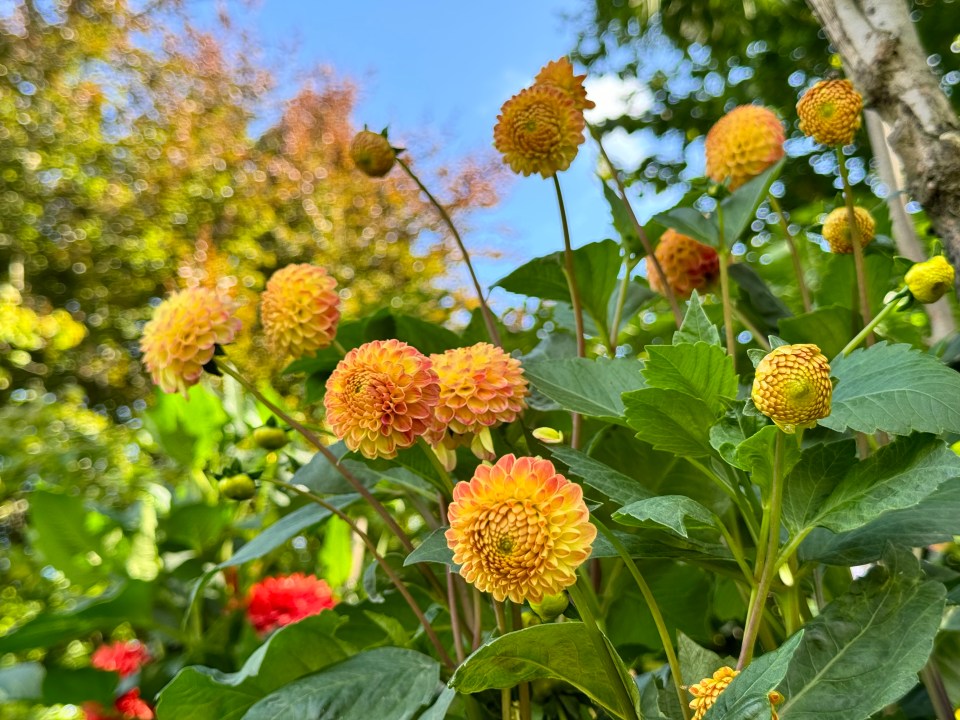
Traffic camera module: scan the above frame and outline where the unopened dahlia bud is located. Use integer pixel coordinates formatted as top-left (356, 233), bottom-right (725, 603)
top-left (260, 264), bottom-right (340, 360)
top-left (797, 79), bottom-right (863, 146)
top-left (219, 474), bottom-right (256, 501)
top-left (253, 426), bottom-right (288, 450)
top-left (350, 129), bottom-right (397, 177)
top-left (534, 57), bottom-right (595, 112)
top-left (140, 287), bottom-right (241, 398)
top-left (648, 229), bottom-right (720, 299)
top-left (532, 427), bottom-right (564, 444)
top-left (751, 343), bottom-right (832, 433)
top-left (705, 105), bottom-right (785, 190)
top-left (821, 206), bottom-right (876, 254)
top-left (530, 592), bottom-right (570, 621)
top-left (905, 255), bottom-right (955, 303)
top-left (688, 667), bottom-right (739, 720)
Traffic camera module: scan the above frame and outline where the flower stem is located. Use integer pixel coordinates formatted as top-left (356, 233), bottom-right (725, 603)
top-left (608, 256), bottom-right (638, 355)
top-left (397, 157), bottom-right (501, 347)
top-left (835, 147), bottom-right (873, 338)
top-left (417, 437), bottom-right (455, 494)
top-left (732, 304), bottom-right (771, 350)
top-left (493, 601), bottom-right (513, 720)
top-left (768, 194), bottom-right (812, 313)
top-left (552, 173), bottom-right (584, 449)
top-left (511, 602), bottom-right (532, 720)
top-left (592, 519), bottom-right (690, 720)
top-left (837, 292), bottom-right (902, 357)
top-left (737, 430), bottom-right (787, 670)
top-left (716, 203), bottom-right (737, 374)
top-left (568, 581), bottom-right (641, 720)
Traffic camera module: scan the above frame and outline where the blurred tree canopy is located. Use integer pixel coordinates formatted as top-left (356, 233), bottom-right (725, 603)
top-left (0, 0), bottom-right (499, 412)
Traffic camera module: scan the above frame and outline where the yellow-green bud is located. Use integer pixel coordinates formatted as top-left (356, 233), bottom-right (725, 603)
top-left (253, 426), bottom-right (288, 450)
top-left (529, 592), bottom-right (570, 621)
top-left (350, 130), bottom-right (396, 178)
top-left (904, 256), bottom-right (955, 304)
top-left (531, 427), bottom-right (564, 445)
top-left (219, 474), bottom-right (256, 500)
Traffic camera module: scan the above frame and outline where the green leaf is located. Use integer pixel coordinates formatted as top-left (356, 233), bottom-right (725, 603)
top-left (28, 491), bottom-right (108, 585)
top-left (728, 263), bottom-right (792, 330)
top-left (243, 647), bottom-right (440, 720)
top-left (42, 667), bottom-right (117, 707)
top-left (603, 182), bottom-right (640, 250)
top-left (614, 496), bottom-right (718, 539)
top-left (781, 440), bottom-right (859, 536)
top-left (451, 623), bottom-right (640, 719)
top-left (549, 445), bottom-right (652, 506)
top-left (734, 426), bottom-right (801, 491)
top-left (779, 549), bottom-right (946, 719)
top-left (403, 528), bottom-right (454, 567)
top-left (718, 159), bottom-right (785, 245)
top-left (0, 663), bottom-right (44, 701)
top-left (820, 342), bottom-right (960, 436)
top-left (777, 306), bottom-right (856, 360)
top-left (391, 314), bottom-right (462, 355)
top-left (674, 290), bottom-right (721, 346)
top-left (643, 342), bottom-right (737, 413)
top-left (678, 633), bottom-right (729, 690)
top-left (156, 612), bottom-right (351, 720)
top-left (524, 357), bottom-right (644, 422)
top-left (623, 388), bottom-right (716, 458)
top-left (706, 631), bottom-right (803, 719)
top-left (817, 251), bottom-right (902, 316)
top-left (653, 206), bottom-right (719, 247)
top-left (609, 277), bottom-right (655, 338)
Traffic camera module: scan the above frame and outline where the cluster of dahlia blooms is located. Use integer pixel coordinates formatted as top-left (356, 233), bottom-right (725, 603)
top-left (246, 572), bottom-right (337, 634)
top-left (84, 641), bottom-right (153, 720)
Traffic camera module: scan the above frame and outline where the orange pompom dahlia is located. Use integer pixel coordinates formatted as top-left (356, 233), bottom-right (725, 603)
top-left (821, 206), bottom-right (875, 254)
top-left (494, 83), bottom-right (585, 178)
top-left (534, 57), bottom-right (595, 112)
top-left (427, 342), bottom-right (528, 462)
top-left (260, 263), bottom-right (340, 359)
top-left (324, 339), bottom-right (441, 459)
top-left (648, 229), bottom-right (720, 299)
top-left (797, 79), bottom-right (863, 147)
top-left (140, 287), bottom-right (241, 397)
top-left (446, 454), bottom-right (596, 604)
top-left (350, 129), bottom-right (397, 177)
top-left (91, 641), bottom-right (150, 678)
top-left (705, 105), bottom-right (785, 190)
top-left (688, 667), bottom-right (739, 720)
top-left (246, 573), bottom-right (336, 634)
top-left (751, 343), bottom-right (832, 433)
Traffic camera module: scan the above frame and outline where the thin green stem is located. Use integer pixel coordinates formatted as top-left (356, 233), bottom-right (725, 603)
top-left (553, 173), bottom-right (584, 449)
top-left (592, 519), bottom-right (690, 720)
top-left (687, 458), bottom-right (759, 542)
top-left (716, 204), bottom-right (737, 373)
top-left (397, 156), bottom-right (501, 347)
top-left (511, 603), bottom-right (532, 720)
top-left (332, 339), bottom-right (348, 357)
top-left (920, 661), bottom-right (954, 720)
top-left (737, 430), bottom-right (787, 669)
top-left (774, 527), bottom-right (813, 573)
top-left (837, 293), bottom-right (902, 357)
top-left (836, 147), bottom-right (873, 336)
top-left (493, 601), bottom-right (513, 720)
top-left (718, 522), bottom-right (756, 585)
top-left (768, 195), bottom-right (812, 313)
top-left (732, 305), bottom-right (771, 350)
top-left (609, 257), bottom-right (638, 355)
top-left (568, 581), bottom-right (641, 720)
top-left (418, 437), bottom-right (455, 494)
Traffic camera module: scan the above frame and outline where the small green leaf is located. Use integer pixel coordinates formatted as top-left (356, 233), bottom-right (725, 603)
top-left (718, 159), bottom-right (786, 245)
top-left (623, 388), bottom-right (716, 458)
top-left (678, 633), bottom-right (730, 690)
top-left (550, 445), bottom-right (651, 506)
top-left (524, 357), bottom-right (644, 422)
top-left (734, 426), bottom-right (801, 490)
top-left (603, 182), bottom-right (640, 251)
top-left (614, 496), bottom-right (718, 539)
top-left (643, 342), bottom-right (737, 413)
top-left (653, 206), bottom-right (720, 247)
top-left (403, 528), bottom-right (454, 567)
top-left (674, 290), bottom-right (721, 346)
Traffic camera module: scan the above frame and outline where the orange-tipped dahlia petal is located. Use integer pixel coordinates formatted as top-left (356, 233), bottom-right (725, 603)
top-left (494, 84), bottom-right (585, 178)
top-left (324, 339), bottom-right (441, 459)
top-left (350, 130), bottom-right (397, 177)
top-left (751, 343), bottom-right (832, 433)
top-left (705, 105), bottom-right (785, 190)
top-left (822, 206), bottom-right (876, 254)
top-left (534, 57), bottom-right (595, 112)
top-left (797, 79), bottom-right (863, 147)
top-left (648, 229), bottom-right (720, 299)
top-left (140, 287), bottom-right (241, 398)
top-left (260, 263), bottom-right (340, 359)
top-left (445, 454), bottom-right (596, 604)
top-left (688, 667), bottom-right (739, 720)
top-left (905, 255), bottom-right (955, 304)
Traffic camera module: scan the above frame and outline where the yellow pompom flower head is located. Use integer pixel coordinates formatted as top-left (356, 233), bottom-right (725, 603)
top-left (140, 287), bottom-right (242, 398)
top-left (427, 342), bottom-right (528, 467)
top-left (260, 263), bottom-right (340, 360)
top-left (797, 79), bottom-right (863, 147)
top-left (445, 454), bottom-right (596, 604)
top-left (905, 255), bottom-right (955, 304)
top-left (705, 105), bottom-right (785, 190)
top-left (324, 339), bottom-right (441, 460)
top-left (350, 128), bottom-right (399, 178)
top-left (534, 57), bottom-right (595, 113)
top-left (821, 206), bottom-right (875, 254)
top-left (752, 343), bottom-right (832, 433)
top-left (688, 667), bottom-right (739, 720)
top-left (494, 83), bottom-right (586, 178)
top-left (649, 229), bottom-right (720, 300)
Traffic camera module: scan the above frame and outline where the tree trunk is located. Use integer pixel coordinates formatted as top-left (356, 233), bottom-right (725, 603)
top-left (805, 0), bottom-right (960, 291)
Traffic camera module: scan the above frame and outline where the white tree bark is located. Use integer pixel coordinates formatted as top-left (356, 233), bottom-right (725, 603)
top-left (806, 0), bottom-right (960, 291)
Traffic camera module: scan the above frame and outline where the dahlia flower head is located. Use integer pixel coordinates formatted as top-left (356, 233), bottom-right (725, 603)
top-left (905, 255), bottom-right (955, 304)
top-left (324, 339), bottom-right (441, 459)
top-left (90, 640), bottom-right (150, 678)
top-left (83, 689), bottom-right (153, 720)
top-left (648, 229), bottom-right (721, 299)
top-left (534, 57), bottom-right (595, 113)
top-left (350, 129), bottom-right (397, 177)
top-left (427, 342), bottom-right (528, 463)
top-left (821, 206), bottom-right (876, 254)
top-left (140, 287), bottom-right (241, 398)
top-left (752, 343), bottom-right (832, 433)
top-left (797, 79), bottom-right (863, 147)
top-left (445, 454), bottom-right (596, 604)
top-left (246, 573), bottom-right (336, 634)
top-left (260, 263), bottom-right (340, 360)
top-left (705, 105), bottom-right (785, 190)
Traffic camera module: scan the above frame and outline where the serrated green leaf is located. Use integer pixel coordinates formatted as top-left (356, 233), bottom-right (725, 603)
top-left (820, 342), bottom-right (960, 435)
top-left (779, 549), bottom-right (945, 720)
top-left (653, 206), bottom-right (720, 247)
top-left (733, 426), bottom-right (801, 491)
top-left (524, 357), bottom-right (644, 422)
top-left (623, 388), bottom-right (715, 458)
top-left (674, 290), bottom-right (721, 346)
top-left (781, 440), bottom-right (859, 535)
top-left (614, 496), bottom-right (718, 539)
top-left (643, 342), bottom-right (737, 413)
top-left (549, 445), bottom-right (651, 506)
top-left (777, 306), bottom-right (856, 360)
top-left (678, 633), bottom-right (730, 691)
top-left (718, 159), bottom-right (786, 245)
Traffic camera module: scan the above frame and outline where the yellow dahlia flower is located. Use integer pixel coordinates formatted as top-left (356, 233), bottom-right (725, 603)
top-left (797, 79), bottom-right (863, 147)
top-left (705, 105), bottom-right (785, 190)
top-left (534, 57), bottom-right (595, 112)
top-left (688, 667), bottom-right (739, 720)
top-left (260, 264), bottom-right (340, 359)
top-left (821, 206), bottom-right (875, 254)
top-left (427, 342), bottom-right (528, 462)
top-left (350, 129), bottom-right (397, 178)
top-left (494, 83), bottom-right (585, 178)
top-left (324, 339), bottom-right (441, 460)
top-left (445, 454), bottom-right (596, 603)
top-left (648, 229), bottom-right (720, 299)
top-left (752, 343), bottom-right (832, 433)
top-left (905, 255), bottom-right (955, 304)
top-left (140, 287), bottom-right (241, 398)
